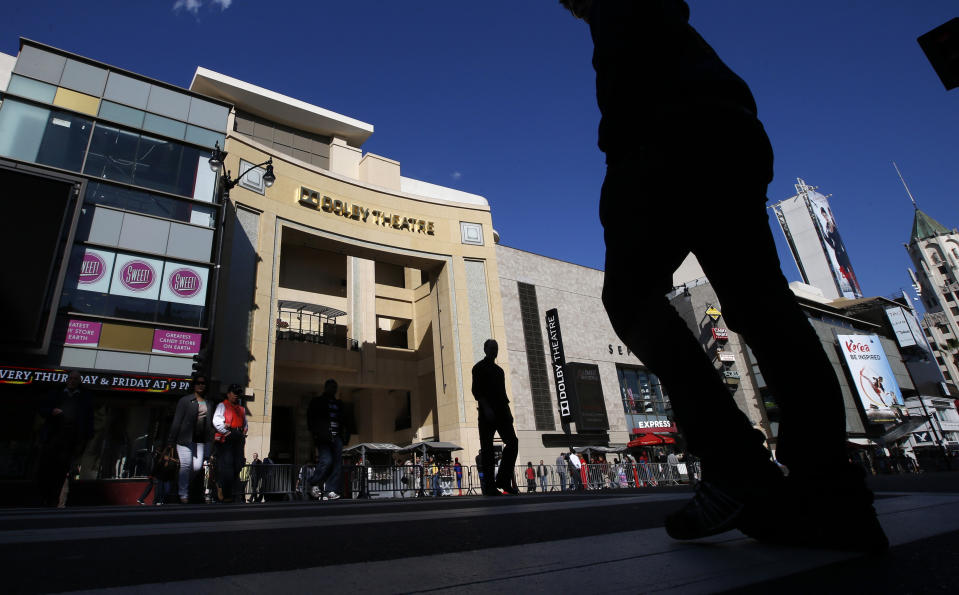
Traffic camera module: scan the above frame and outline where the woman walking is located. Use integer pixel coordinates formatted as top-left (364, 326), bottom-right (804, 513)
top-left (167, 375), bottom-right (214, 503)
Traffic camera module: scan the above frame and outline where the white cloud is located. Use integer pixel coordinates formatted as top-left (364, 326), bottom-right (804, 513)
top-left (173, 0), bottom-right (232, 14)
top-left (451, 171), bottom-right (463, 181)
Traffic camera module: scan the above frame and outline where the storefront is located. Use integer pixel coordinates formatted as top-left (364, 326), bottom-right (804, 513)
top-left (0, 40), bottom-right (229, 501)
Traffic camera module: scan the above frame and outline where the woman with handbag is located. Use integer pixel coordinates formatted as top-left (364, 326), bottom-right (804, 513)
top-left (167, 375), bottom-right (214, 504)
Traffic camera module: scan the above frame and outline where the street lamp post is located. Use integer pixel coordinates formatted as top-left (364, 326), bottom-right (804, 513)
top-left (202, 142), bottom-right (275, 391)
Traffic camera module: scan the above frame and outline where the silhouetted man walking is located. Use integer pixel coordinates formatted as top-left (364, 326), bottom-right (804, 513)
top-left (560, 0), bottom-right (886, 552)
top-left (472, 339), bottom-right (519, 495)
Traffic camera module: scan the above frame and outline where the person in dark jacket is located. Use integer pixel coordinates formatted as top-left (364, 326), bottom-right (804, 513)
top-left (307, 379), bottom-right (352, 500)
top-left (36, 370), bottom-right (94, 506)
top-left (167, 375), bottom-right (214, 504)
top-left (472, 339), bottom-right (518, 496)
top-left (559, 0), bottom-right (886, 552)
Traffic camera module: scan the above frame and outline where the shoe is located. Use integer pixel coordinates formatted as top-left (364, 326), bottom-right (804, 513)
top-left (310, 486), bottom-right (322, 500)
top-left (738, 467), bottom-right (889, 554)
top-left (179, 497), bottom-right (189, 504)
top-left (495, 479), bottom-right (519, 495)
top-left (323, 491), bottom-right (340, 501)
top-left (136, 499), bottom-right (146, 506)
top-left (665, 480), bottom-right (745, 540)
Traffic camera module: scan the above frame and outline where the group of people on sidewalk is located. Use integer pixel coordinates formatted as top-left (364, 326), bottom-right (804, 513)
top-left (138, 375), bottom-right (250, 505)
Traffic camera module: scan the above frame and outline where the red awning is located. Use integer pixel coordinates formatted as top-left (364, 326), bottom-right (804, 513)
top-left (627, 434), bottom-right (676, 448)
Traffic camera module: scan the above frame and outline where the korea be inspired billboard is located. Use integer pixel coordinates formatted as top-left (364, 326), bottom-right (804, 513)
top-left (75, 248), bottom-right (207, 306)
top-left (837, 334), bottom-right (905, 423)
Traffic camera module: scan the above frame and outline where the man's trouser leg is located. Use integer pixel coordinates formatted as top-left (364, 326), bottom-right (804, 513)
top-left (601, 168), bottom-right (768, 473)
top-left (494, 410), bottom-right (518, 489)
top-left (325, 436), bottom-right (343, 494)
top-left (312, 441), bottom-right (333, 492)
top-left (477, 410), bottom-right (496, 492)
top-left (692, 203), bottom-right (847, 475)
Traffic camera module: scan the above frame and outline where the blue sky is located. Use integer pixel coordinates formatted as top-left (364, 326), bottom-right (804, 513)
top-left (3, 1), bottom-right (957, 302)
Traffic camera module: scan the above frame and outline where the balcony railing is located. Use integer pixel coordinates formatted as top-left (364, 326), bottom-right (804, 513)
top-left (276, 301), bottom-right (359, 351)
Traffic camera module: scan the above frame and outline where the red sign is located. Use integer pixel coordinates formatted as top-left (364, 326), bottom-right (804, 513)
top-left (711, 328), bottom-right (729, 341)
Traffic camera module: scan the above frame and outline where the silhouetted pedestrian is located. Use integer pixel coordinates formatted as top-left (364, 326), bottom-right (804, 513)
top-left (36, 370), bottom-right (93, 507)
top-left (307, 379), bottom-right (352, 501)
top-left (472, 339), bottom-right (519, 495)
top-left (560, 0), bottom-right (886, 552)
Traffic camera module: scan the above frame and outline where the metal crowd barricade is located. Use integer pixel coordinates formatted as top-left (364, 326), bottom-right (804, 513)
top-left (346, 465), bottom-right (426, 499)
top-left (239, 463), bottom-right (296, 501)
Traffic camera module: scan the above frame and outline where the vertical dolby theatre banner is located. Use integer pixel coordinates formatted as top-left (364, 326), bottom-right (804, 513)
top-left (806, 190), bottom-right (862, 299)
top-left (837, 334), bottom-right (905, 423)
top-left (545, 308), bottom-right (572, 423)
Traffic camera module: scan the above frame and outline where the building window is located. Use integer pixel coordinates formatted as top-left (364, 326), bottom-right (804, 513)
top-left (617, 366), bottom-right (672, 431)
top-left (517, 282), bottom-right (556, 431)
top-left (84, 123), bottom-right (210, 199)
top-left (0, 99), bottom-right (92, 171)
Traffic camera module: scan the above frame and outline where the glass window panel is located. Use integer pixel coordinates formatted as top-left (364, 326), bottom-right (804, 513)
top-left (103, 72), bottom-right (150, 110)
top-left (12, 45), bottom-right (65, 85)
top-left (84, 123), bottom-right (138, 184)
top-left (145, 85), bottom-right (190, 120)
top-left (133, 134), bottom-right (186, 195)
top-left (35, 110), bottom-right (93, 171)
top-left (184, 124), bottom-right (224, 149)
top-left (6, 74), bottom-right (57, 103)
top-left (0, 99), bottom-right (48, 162)
top-left (83, 182), bottom-right (209, 227)
top-left (187, 97), bottom-right (229, 131)
top-left (142, 113), bottom-right (186, 140)
top-left (60, 59), bottom-right (108, 97)
top-left (98, 100), bottom-right (145, 129)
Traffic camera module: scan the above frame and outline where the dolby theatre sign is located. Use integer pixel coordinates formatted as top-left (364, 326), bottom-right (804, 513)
top-left (298, 186), bottom-right (435, 236)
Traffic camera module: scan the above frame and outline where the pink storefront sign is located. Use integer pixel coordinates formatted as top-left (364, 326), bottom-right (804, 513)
top-left (152, 330), bottom-right (201, 355)
top-left (65, 319), bottom-right (101, 347)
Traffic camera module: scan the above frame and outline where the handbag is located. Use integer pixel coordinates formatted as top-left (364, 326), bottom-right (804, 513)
top-left (155, 445), bottom-right (180, 478)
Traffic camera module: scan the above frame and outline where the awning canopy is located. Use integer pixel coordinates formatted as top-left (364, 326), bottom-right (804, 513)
top-left (399, 441), bottom-right (463, 454)
top-left (573, 445), bottom-right (627, 455)
top-left (277, 301), bottom-right (347, 319)
top-left (627, 434), bottom-right (677, 448)
top-left (343, 443), bottom-right (401, 454)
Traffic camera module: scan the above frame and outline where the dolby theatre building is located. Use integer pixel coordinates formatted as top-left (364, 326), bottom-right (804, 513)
top-left (188, 69), bottom-right (509, 466)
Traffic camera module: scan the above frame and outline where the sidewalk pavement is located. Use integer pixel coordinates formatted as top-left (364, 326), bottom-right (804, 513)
top-left (3, 472), bottom-right (958, 594)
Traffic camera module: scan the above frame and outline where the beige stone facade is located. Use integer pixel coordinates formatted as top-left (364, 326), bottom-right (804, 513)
top-left (193, 71), bottom-right (508, 465)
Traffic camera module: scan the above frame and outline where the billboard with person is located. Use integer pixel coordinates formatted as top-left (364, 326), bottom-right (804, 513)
top-left (837, 334), bottom-right (906, 423)
top-left (772, 179), bottom-right (863, 300)
top-left (805, 188), bottom-right (862, 299)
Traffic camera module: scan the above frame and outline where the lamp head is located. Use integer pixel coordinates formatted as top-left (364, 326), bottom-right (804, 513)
top-left (263, 160), bottom-right (276, 187)
top-left (209, 142), bottom-right (225, 172)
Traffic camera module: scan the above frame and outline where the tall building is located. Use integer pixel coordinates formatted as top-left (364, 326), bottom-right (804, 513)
top-left (771, 179), bottom-right (863, 300)
top-left (905, 206), bottom-right (959, 393)
top-left (0, 40), bottom-right (230, 497)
